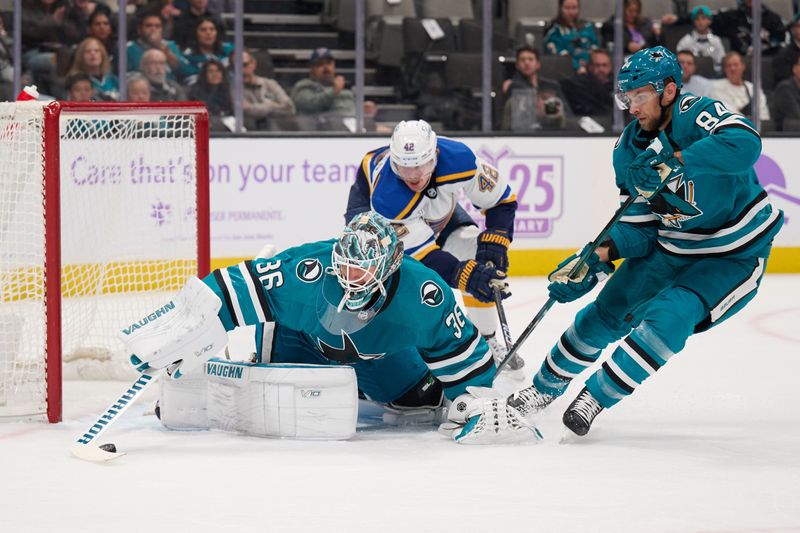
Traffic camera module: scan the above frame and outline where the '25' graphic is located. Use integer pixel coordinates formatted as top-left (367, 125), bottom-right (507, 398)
top-left (497, 155), bottom-right (563, 219)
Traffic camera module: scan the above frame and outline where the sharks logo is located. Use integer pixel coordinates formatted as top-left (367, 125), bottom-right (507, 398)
top-left (679, 95), bottom-right (701, 113)
top-left (649, 173), bottom-right (703, 228)
top-left (296, 258), bottom-right (323, 283)
top-left (420, 280), bottom-right (444, 307)
top-left (317, 330), bottom-right (385, 363)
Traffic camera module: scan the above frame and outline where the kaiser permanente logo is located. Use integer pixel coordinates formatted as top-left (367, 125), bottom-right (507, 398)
top-left (460, 146), bottom-right (564, 238)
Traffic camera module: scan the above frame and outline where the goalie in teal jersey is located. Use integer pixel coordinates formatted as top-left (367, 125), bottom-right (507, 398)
top-left (452, 46), bottom-right (784, 443)
top-left (121, 211), bottom-right (536, 438)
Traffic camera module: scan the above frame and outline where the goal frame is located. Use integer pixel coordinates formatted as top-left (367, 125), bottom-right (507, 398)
top-left (41, 101), bottom-right (210, 423)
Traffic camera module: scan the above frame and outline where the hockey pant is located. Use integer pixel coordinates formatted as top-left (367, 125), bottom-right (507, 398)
top-left (255, 323), bottom-right (442, 407)
top-left (533, 247), bottom-right (769, 409)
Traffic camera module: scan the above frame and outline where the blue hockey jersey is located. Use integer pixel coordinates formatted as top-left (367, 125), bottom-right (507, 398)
top-left (203, 240), bottom-right (495, 399)
top-left (609, 93), bottom-right (783, 260)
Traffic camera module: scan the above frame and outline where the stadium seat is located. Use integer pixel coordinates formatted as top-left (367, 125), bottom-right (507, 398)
top-left (694, 55), bottom-right (716, 78)
top-left (763, 0), bottom-right (794, 22)
top-left (745, 55), bottom-right (776, 91)
top-left (421, 0), bottom-right (475, 25)
top-left (687, 0), bottom-right (737, 11)
top-left (458, 18), bottom-right (514, 53)
top-left (507, 0), bottom-right (559, 34)
top-left (402, 17), bottom-right (458, 95)
top-left (513, 21), bottom-right (547, 52)
top-left (367, 0), bottom-right (417, 67)
top-left (580, 0), bottom-right (615, 23)
top-left (250, 49), bottom-right (276, 79)
top-left (444, 52), bottom-right (502, 91)
top-left (538, 54), bottom-right (576, 82)
top-left (641, 0), bottom-right (674, 21)
top-left (661, 23), bottom-right (692, 53)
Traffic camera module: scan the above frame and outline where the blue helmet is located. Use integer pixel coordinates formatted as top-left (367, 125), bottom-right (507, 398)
top-left (617, 46), bottom-right (683, 96)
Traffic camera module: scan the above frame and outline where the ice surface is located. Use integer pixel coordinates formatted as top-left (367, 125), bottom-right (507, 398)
top-left (1, 276), bottom-right (798, 533)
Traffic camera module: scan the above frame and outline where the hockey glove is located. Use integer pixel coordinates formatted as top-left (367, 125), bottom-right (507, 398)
top-left (547, 244), bottom-right (615, 304)
top-left (438, 387), bottom-right (542, 445)
top-left (453, 259), bottom-right (510, 303)
top-left (476, 228), bottom-right (511, 272)
top-left (626, 131), bottom-right (682, 200)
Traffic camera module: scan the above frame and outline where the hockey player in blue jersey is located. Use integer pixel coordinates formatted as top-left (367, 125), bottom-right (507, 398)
top-left (449, 46), bottom-right (783, 443)
top-left (120, 211), bottom-right (534, 437)
top-left (344, 120), bottom-right (524, 372)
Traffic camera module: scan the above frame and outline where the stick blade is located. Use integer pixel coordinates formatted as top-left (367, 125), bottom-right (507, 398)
top-left (70, 443), bottom-right (127, 463)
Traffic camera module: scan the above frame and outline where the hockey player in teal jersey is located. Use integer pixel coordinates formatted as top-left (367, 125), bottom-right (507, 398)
top-left (450, 46), bottom-right (783, 443)
top-left (205, 212), bottom-right (509, 421)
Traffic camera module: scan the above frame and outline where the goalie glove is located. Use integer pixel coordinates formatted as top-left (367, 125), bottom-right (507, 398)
top-left (476, 228), bottom-right (511, 272)
top-left (121, 277), bottom-right (229, 380)
top-left (626, 131), bottom-right (682, 200)
top-left (438, 387), bottom-right (542, 445)
top-left (547, 243), bottom-right (615, 304)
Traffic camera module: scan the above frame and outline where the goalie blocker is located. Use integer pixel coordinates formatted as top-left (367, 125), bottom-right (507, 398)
top-left (159, 358), bottom-right (358, 440)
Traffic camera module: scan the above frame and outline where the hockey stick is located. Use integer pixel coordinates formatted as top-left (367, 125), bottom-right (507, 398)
top-left (70, 368), bottom-right (160, 462)
top-left (494, 194), bottom-right (639, 374)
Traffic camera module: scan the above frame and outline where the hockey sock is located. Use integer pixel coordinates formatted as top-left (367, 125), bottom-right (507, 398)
top-left (533, 324), bottom-right (603, 397)
top-left (462, 295), bottom-right (498, 336)
top-left (587, 287), bottom-right (704, 408)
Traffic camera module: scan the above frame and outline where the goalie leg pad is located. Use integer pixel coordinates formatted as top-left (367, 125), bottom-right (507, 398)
top-left (205, 359), bottom-right (358, 440)
top-left (158, 366), bottom-right (210, 430)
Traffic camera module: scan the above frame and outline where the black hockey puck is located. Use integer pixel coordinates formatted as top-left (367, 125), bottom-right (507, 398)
top-left (99, 443), bottom-right (117, 453)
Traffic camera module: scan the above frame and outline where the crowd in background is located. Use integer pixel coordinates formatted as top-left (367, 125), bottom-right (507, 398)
top-left (5, 0), bottom-right (800, 132)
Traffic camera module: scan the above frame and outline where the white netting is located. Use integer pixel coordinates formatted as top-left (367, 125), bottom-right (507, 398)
top-left (0, 102), bottom-right (201, 419)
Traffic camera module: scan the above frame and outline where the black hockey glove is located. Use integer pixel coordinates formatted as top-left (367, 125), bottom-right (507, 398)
top-left (476, 228), bottom-right (511, 272)
top-left (453, 259), bottom-right (510, 303)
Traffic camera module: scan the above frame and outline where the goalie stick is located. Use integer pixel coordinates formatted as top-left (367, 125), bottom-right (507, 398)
top-left (494, 193), bottom-right (640, 374)
top-left (70, 368), bottom-right (160, 462)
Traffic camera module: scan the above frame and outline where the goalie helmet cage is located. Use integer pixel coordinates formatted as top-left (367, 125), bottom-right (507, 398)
top-left (0, 101), bottom-right (210, 423)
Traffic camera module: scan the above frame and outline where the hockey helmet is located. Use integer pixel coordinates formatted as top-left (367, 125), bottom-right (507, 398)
top-left (389, 120), bottom-right (438, 175)
top-left (331, 211), bottom-right (404, 311)
top-left (616, 46), bottom-right (683, 110)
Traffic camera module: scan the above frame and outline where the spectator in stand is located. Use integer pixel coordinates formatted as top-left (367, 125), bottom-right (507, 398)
top-left (183, 16), bottom-right (234, 80)
top-left (0, 17), bottom-right (13, 101)
top-left (140, 48), bottom-right (187, 101)
top-left (544, 0), bottom-right (599, 74)
top-left (86, 7), bottom-right (117, 66)
top-left (67, 37), bottom-right (119, 101)
top-left (172, 0), bottom-right (226, 50)
top-left (774, 13), bottom-right (800, 86)
top-left (188, 58), bottom-right (233, 129)
top-left (676, 6), bottom-right (726, 74)
top-left (712, 0), bottom-right (785, 56)
top-left (501, 46), bottom-right (571, 130)
top-left (678, 50), bottom-right (713, 97)
top-left (21, 0), bottom-right (70, 95)
top-left (601, 0), bottom-right (657, 55)
top-left (711, 51), bottom-right (770, 120)
top-left (127, 73), bottom-right (153, 102)
top-left (140, 0), bottom-right (183, 41)
top-left (238, 49), bottom-right (296, 130)
top-left (291, 47), bottom-right (356, 117)
top-left (561, 48), bottom-right (614, 117)
top-left (65, 72), bottom-right (94, 101)
top-left (63, 0), bottom-right (98, 45)
top-left (772, 54), bottom-right (800, 131)
top-left (127, 11), bottom-right (191, 81)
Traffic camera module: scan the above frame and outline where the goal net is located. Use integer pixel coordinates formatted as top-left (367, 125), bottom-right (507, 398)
top-left (0, 101), bottom-right (209, 422)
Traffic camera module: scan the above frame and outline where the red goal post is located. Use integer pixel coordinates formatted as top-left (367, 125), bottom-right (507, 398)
top-left (0, 101), bottom-right (210, 423)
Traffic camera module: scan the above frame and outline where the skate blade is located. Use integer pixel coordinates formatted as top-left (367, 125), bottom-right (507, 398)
top-left (558, 427), bottom-right (581, 445)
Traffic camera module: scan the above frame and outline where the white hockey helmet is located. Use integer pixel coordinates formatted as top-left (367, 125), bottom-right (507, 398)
top-left (389, 120), bottom-right (438, 173)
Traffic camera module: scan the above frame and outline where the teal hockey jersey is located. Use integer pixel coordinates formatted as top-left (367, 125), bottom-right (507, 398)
top-left (203, 240), bottom-right (495, 399)
top-left (609, 93), bottom-right (783, 259)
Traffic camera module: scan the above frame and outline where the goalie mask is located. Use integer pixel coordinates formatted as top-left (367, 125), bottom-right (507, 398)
top-left (330, 211), bottom-right (404, 312)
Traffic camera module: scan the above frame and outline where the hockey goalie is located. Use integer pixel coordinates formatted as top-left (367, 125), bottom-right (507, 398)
top-left (120, 211), bottom-right (540, 443)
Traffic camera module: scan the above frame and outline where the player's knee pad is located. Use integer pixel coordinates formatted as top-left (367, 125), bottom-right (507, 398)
top-left (159, 358), bottom-right (358, 440)
top-left (635, 287), bottom-right (705, 355)
top-left (441, 225), bottom-right (480, 261)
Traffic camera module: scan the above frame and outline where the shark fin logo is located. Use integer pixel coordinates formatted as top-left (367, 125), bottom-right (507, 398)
top-left (420, 280), bottom-right (444, 307)
top-left (650, 173), bottom-right (703, 228)
top-left (296, 258), bottom-right (323, 283)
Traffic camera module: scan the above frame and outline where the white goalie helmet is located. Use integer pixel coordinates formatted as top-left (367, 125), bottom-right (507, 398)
top-left (389, 120), bottom-right (438, 174)
top-left (330, 211), bottom-right (404, 312)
